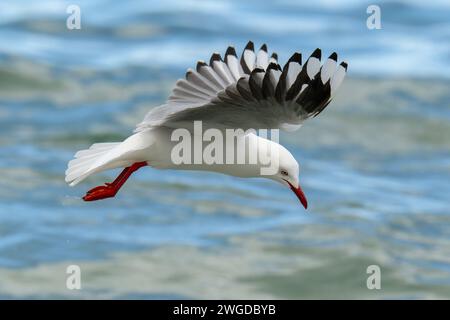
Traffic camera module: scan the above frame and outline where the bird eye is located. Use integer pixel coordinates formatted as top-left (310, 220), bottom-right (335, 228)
top-left (281, 170), bottom-right (288, 176)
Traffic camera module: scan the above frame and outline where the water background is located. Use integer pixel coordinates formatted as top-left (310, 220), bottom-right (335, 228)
top-left (0, 0), bottom-right (449, 299)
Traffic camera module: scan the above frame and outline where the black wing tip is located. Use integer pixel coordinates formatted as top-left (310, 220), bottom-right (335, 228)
top-left (237, 76), bottom-right (247, 83)
top-left (329, 52), bottom-right (338, 61)
top-left (251, 67), bottom-right (265, 74)
top-left (311, 48), bottom-right (322, 60)
top-left (196, 60), bottom-right (207, 72)
top-left (288, 52), bottom-right (302, 64)
top-left (244, 41), bottom-right (255, 51)
top-left (271, 52), bottom-right (278, 60)
top-left (260, 44), bottom-right (267, 52)
top-left (225, 46), bottom-right (237, 57)
top-left (340, 61), bottom-right (348, 71)
top-left (267, 62), bottom-right (281, 71)
top-left (209, 52), bottom-right (223, 65)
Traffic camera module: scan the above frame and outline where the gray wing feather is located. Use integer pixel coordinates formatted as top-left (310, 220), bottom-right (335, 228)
top-left (135, 42), bottom-right (347, 132)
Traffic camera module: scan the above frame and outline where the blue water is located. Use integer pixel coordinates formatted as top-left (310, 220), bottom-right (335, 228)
top-left (0, 0), bottom-right (449, 299)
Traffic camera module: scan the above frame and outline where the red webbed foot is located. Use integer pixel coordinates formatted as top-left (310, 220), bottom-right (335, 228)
top-left (85, 183), bottom-right (112, 195)
top-left (82, 161), bottom-right (147, 202)
top-left (83, 185), bottom-right (117, 201)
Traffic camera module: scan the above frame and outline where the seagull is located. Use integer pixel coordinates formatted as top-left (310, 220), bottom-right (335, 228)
top-left (65, 41), bottom-right (347, 209)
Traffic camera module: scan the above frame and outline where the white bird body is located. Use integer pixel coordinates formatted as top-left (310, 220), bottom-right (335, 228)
top-left (65, 41), bottom-right (348, 208)
top-left (68, 127), bottom-right (295, 180)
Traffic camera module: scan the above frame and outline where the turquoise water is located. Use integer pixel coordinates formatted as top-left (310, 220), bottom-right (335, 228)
top-left (0, 0), bottom-right (449, 299)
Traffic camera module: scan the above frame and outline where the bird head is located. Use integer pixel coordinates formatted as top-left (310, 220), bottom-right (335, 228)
top-left (264, 142), bottom-right (308, 209)
top-left (238, 132), bottom-right (308, 209)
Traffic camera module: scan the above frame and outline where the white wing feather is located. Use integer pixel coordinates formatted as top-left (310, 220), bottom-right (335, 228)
top-left (136, 42), bottom-right (348, 132)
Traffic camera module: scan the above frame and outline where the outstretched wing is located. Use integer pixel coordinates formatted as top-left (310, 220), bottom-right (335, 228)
top-left (135, 41), bottom-right (347, 132)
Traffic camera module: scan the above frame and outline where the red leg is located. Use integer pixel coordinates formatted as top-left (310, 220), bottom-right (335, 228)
top-left (83, 161), bottom-right (147, 202)
top-left (85, 165), bottom-right (129, 195)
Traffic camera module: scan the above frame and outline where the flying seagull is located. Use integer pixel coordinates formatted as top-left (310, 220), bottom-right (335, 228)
top-left (65, 41), bottom-right (348, 209)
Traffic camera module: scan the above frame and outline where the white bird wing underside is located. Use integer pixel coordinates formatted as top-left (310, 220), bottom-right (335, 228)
top-left (135, 41), bottom-right (348, 132)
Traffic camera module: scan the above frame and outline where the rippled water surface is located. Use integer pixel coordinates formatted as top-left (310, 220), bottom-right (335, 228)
top-left (0, 0), bottom-right (449, 299)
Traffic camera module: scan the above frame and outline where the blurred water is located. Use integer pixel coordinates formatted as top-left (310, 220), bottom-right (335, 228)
top-left (0, 0), bottom-right (449, 299)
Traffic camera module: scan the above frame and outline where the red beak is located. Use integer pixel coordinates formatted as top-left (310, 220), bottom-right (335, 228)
top-left (286, 180), bottom-right (308, 209)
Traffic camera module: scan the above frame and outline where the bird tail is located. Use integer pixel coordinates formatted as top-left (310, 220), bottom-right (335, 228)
top-left (65, 142), bottom-right (123, 186)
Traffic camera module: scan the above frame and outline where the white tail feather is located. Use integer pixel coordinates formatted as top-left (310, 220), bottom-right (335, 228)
top-left (65, 142), bottom-right (121, 186)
